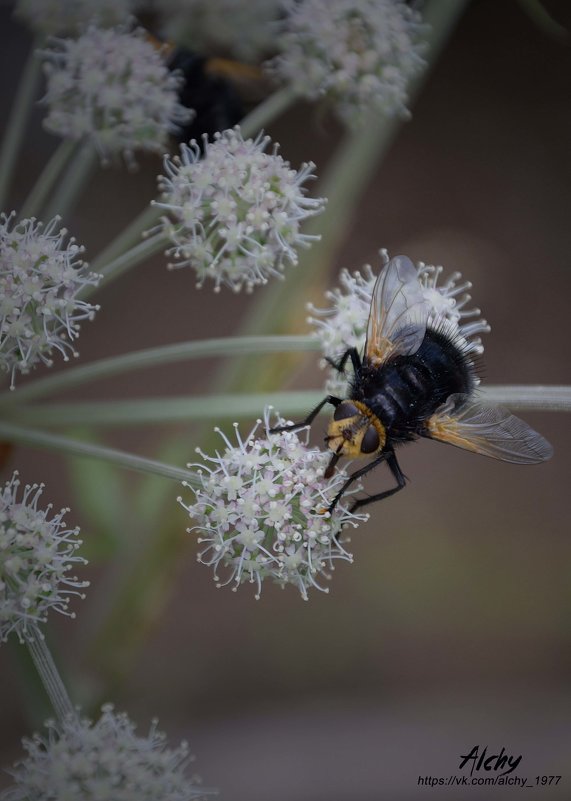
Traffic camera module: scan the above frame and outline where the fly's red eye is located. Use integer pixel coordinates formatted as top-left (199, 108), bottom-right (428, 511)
top-left (334, 402), bottom-right (359, 421)
top-left (361, 426), bottom-right (380, 454)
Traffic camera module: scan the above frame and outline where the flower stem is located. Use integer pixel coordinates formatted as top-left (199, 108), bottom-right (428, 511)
top-left (82, 231), bottom-right (166, 299)
top-left (9, 386), bottom-right (571, 428)
top-left (25, 624), bottom-right (75, 723)
top-left (239, 86), bottom-right (298, 138)
top-left (0, 44), bottom-right (42, 210)
top-left (43, 142), bottom-right (98, 221)
top-left (0, 422), bottom-right (200, 485)
top-left (20, 139), bottom-right (78, 219)
top-left (89, 203), bottom-right (162, 278)
top-left (0, 335), bottom-right (318, 405)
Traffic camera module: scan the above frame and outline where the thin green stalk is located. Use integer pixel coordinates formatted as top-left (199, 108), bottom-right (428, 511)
top-left (0, 422), bottom-right (200, 485)
top-left (0, 335), bottom-right (317, 405)
top-left (82, 232), bottom-right (166, 299)
top-left (20, 139), bottom-right (78, 219)
top-left (89, 203), bottom-right (162, 276)
top-left (26, 624), bottom-right (75, 723)
top-left (10, 386), bottom-right (571, 428)
top-left (482, 385), bottom-right (571, 411)
top-left (239, 86), bottom-right (298, 138)
top-left (0, 44), bottom-right (42, 210)
top-left (8, 391), bottom-right (321, 427)
top-left (43, 142), bottom-right (98, 221)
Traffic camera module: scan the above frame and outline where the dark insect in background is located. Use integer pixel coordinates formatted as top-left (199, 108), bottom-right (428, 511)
top-left (272, 256), bottom-right (553, 513)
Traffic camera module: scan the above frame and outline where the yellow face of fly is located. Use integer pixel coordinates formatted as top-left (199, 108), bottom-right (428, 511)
top-left (326, 401), bottom-right (386, 460)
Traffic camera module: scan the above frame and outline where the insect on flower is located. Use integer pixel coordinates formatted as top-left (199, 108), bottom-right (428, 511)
top-left (272, 255), bottom-right (553, 514)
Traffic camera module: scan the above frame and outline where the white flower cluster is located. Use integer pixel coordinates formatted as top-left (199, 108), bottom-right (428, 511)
top-left (308, 249), bottom-right (491, 395)
top-left (156, 0), bottom-right (282, 62)
top-left (270, 0), bottom-right (427, 125)
top-left (180, 409), bottom-right (366, 600)
top-left (14, 0), bottom-right (137, 36)
top-left (156, 127), bottom-right (326, 292)
top-left (0, 213), bottom-right (99, 389)
top-left (1, 704), bottom-right (209, 801)
top-left (0, 473), bottom-right (88, 644)
top-left (41, 26), bottom-right (192, 165)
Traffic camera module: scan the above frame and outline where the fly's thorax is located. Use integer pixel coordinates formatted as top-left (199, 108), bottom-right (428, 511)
top-left (326, 400), bottom-right (386, 458)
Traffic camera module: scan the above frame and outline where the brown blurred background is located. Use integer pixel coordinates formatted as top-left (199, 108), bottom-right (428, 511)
top-left (0, 1), bottom-right (570, 799)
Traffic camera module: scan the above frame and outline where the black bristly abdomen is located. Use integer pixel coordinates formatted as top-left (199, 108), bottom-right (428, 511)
top-left (350, 327), bottom-right (476, 443)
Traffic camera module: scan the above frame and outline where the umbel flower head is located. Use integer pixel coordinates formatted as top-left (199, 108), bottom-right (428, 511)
top-left (14, 0), bottom-right (137, 36)
top-left (156, 0), bottom-right (282, 62)
top-left (0, 472), bottom-right (88, 644)
top-left (269, 0), bottom-right (427, 125)
top-left (0, 212), bottom-right (99, 389)
top-left (179, 408), bottom-right (367, 601)
top-left (1, 703), bottom-right (210, 801)
top-left (155, 127), bottom-right (326, 292)
top-left (308, 249), bottom-right (491, 395)
top-left (41, 25), bottom-right (192, 166)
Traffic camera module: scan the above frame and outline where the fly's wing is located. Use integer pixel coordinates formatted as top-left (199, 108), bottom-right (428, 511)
top-left (364, 255), bottom-right (429, 366)
top-left (425, 394), bottom-right (553, 464)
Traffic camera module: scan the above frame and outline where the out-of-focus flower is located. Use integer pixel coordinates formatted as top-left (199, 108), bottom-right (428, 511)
top-left (0, 213), bottom-right (99, 389)
top-left (1, 703), bottom-right (210, 801)
top-left (179, 408), bottom-right (367, 600)
top-left (308, 249), bottom-right (491, 395)
top-left (269, 0), bottom-right (427, 125)
top-left (155, 127), bottom-right (326, 292)
top-left (0, 472), bottom-right (87, 644)
top-left (155, 0), bottom-right (281, 62)
top-left (41, 26), bottom-right (192, 166)
top-left (14, 0), bottom-right (138, 36)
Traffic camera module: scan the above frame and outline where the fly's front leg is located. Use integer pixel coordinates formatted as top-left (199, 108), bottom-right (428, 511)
top-left (325, 347), bottom-right (361, 375)
top-left (269, 395), bottom-right (342, 434)
top-left (327, 451), bottom-right (390, 513)
top-left (349, 452), bottom-right (406, 513)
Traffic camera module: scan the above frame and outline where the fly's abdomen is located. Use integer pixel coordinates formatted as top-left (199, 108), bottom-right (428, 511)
top-left (353, 328), bottom-right (476, 441)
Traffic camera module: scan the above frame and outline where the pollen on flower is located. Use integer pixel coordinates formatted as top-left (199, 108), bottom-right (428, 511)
top-left (179, 409), bottom-right (367, 600)
top-left (268, 0), bottom-right (428, 125)
top-left (154, 127), bottom-right (326, 292)
top-left (41, 25), bottom-right (192, 166)
top-left (0, 472), bottom-right (88, 644)
top-left (1, 704), bottom-right (211, 801)
top-left (308, 249), bottom-right (491, 395)
top-left (14, 0), bottom-right (137, 36)
top-left (0, 212), bottom-right (99, 389)
top-left (156, 0), bottom-right (282, 62)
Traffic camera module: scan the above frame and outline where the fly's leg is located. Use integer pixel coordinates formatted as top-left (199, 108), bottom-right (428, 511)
top-left (349, 452), bottom-right (406, 513)
top-left (269, 395), bottom-right (342, 434)
top-left (325, 347), bottom-right (361, 375)
top-left (326, 451), bottom-right (390, 513)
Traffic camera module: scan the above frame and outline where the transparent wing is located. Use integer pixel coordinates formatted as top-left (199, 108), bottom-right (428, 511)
top-left (365, 255), bottom-right (429, 365)
top-left (425, 394), bottom-right (553, 464)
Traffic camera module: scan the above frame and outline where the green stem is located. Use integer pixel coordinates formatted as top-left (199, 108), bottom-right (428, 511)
top-left (90, 203), bottom-right (162, 276)
top-left (82, 232), bottom-right (166, 299)
top-left (20, 140), bottom-right (78, 219)
top-left (26, 624), bottom-right (76, 723)
top-left (482, 385), bottom-right (571, 411)
top-left (0, 44), bottom-right (42, 210)
top-left (43, 142), bottom-right (98, 221)
top-left (8, 391), bottom-right (320, 426)
top-left (0, 422), bottom-right (200, 485)
top-left (239, 86), bottom-right (298, 138)
top-left (9, 386), bottom-right (571, 428)
top-left (517, 0), bottom-right (568, 40)
top-left (0, 335), bottom-right (317, 405)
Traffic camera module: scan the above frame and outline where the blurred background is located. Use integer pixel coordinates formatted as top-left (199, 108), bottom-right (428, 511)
top-left (0, 1), bottom-right (570, 799)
